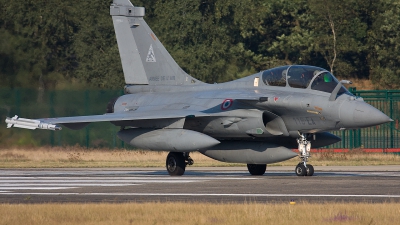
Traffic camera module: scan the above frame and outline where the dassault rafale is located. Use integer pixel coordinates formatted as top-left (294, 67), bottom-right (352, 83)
top-left (6, 0), bottom-right (392, 176)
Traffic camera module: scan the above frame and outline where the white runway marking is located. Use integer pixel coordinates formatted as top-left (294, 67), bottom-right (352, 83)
top-left (0, 176), bottom-right (223, 192)
top-left (0, 180), bottom-right (199, 183)
top-left (0, 187), bottom-right (78, 190)
top-left (1, 193), bottom-right (400, 198)
top-left (0, 184), bottom-right (141, 187)
top-left (0, 176), bottom-right (256, 180)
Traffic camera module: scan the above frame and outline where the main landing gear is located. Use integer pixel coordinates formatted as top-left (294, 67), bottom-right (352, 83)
top-left (296, 133), bottom-right (314, 176)
top-left (166, 152), bottom-right (193, 176)
top-left (247, 164), bottom-right (267, 176)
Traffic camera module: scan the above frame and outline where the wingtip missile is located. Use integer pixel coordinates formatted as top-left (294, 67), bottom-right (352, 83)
top-left (5, 115), bottom-right (61, 131)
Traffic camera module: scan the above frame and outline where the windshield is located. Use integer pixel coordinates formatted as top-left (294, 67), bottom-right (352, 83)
top-left (311, 72), bottom-right (347, 95)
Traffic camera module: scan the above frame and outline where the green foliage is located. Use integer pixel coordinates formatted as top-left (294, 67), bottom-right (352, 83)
top-left (72, 0), bottom-right (125, 88)
top-left (0, 0), bottom-right (77, 89)
top-left (0, 0), bottom-right (399, 89)
top-left (150, 0), bottom-right (264, 82)
top-left (368, 0), bottom-right (400, 89)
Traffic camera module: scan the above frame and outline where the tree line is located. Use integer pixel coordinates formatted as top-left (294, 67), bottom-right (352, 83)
top-left (1, 0), bottom-right (399, 90)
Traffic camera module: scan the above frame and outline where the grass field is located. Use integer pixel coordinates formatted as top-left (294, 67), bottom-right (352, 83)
top-left (0, 146), bottom-right (399, 168)
top-left (0, 202), bottom-right (399, 225)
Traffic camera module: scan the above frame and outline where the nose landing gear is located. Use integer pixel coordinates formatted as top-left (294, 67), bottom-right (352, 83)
top-left (296, 133), bottom-right (314, 176)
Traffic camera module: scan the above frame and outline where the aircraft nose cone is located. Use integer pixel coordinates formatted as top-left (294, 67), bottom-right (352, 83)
top-left (352, 101), bottom-right (392, 127)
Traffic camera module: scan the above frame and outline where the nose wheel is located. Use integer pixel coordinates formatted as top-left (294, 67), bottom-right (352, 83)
top-left (296, 133), bottom-right (314, 176)
top-left (295, 163), bottom-right (314, 176)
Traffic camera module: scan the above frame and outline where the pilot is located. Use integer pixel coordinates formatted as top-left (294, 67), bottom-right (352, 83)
top-left (299, 73), bottom-right (307, 87)
top-left (280, 70), bottom-right (287, 86)
top-left (303, 72), bottom-right (314, 87)
top-left (289, 70), bottom-right (308, 88)
top-left (265, 71), bottom-right (275, 85)
top-left (313, 70), bottom-right (321, 76)
top-left (313, 74), bottom-right (323, 85)
top-left (311, 73), bottom-right (336, 92)
top-left (268, 71), bottom-right (281, 86)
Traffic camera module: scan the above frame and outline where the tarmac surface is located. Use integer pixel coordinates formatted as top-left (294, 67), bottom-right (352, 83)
top-left (1, 166), bottom-right (400, 203)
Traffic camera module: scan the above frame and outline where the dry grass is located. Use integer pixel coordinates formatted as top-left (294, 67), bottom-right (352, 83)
top-left (0, 202), bottom-right (399, 225)
top-left (0, 146), bottom-right (399, 168)
top-left (0, 146), bottom-right (242, 168)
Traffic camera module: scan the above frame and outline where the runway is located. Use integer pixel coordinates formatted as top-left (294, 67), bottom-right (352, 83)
top-left (1, 166), bottom-right (400, 203)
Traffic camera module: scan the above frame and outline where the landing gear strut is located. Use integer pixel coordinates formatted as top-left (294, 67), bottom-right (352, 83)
top-left (296, 133), bottom-right (314, 176)
top-left (165, 152), bottom-right (194, 176)
top-left (184, 152), bottom-right (194, 166)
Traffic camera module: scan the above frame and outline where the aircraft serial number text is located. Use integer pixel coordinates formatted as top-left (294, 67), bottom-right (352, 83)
top-left (293, 117), bottom-right (316, 126)
top-left (149, 76), bottom-right (176, 81)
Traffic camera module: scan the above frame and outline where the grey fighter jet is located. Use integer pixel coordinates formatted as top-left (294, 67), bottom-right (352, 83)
top-left (5, 0), bottom-right (392, 176)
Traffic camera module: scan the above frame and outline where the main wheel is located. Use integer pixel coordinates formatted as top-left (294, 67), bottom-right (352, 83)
top-left (306, 164), bottom-right (314, 176)
top-left (166, 152), bottom-right (186, 176)
top-left (295, 163), bottom-right (307, 176)
top-left (247, 164), bottom-right (267, 176)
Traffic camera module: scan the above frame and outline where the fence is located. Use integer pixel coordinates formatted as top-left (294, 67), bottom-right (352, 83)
top-left (0, 88), bottom-right (399, 149)
top-left (0, 89), bottom-right (125, 148)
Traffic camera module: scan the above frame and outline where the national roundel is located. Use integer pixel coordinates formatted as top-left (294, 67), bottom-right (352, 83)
top-left (221, 99), bottom-right (233, 110)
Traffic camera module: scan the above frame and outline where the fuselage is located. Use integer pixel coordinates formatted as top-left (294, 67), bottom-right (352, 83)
top-left (109, 65), bottom-right (391, 149)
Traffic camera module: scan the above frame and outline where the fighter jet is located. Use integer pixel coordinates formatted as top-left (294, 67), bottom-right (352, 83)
top-left (5, 0), bottom-right (392, 176)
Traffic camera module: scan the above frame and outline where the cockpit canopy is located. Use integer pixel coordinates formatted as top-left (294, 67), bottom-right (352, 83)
top-left (261, 65), bottom-right (348, 95)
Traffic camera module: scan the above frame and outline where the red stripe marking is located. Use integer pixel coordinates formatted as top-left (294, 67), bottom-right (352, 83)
top-left (292, 148), bottom-right (400, 153)
top-left (151, 33), bottom-right (156, 41)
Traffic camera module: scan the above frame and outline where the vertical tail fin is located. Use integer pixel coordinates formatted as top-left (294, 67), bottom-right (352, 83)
top-left (110, 0), bottom-right (203, 86)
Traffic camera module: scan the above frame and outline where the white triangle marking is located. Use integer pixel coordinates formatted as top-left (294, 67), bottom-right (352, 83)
top-left (146, 44), bottom-right (156, 62)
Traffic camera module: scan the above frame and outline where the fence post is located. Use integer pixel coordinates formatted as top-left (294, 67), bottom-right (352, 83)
top-left (349, 129), bottom-right (353, 149)
top-left (341, 130), bottom-right (346, 148)
top-left (389, 93), bottom-right (394, 148)
top-left (356, 129), bottom-right (361, 148)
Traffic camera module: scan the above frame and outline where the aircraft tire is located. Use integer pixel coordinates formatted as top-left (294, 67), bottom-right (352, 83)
top-left (295, 163), bottom-right (307, 176)
top-left (306, 164), bottom-right (314, 176)
top-left (247, 164), bottom-right (267, 176)
top-left (166, 152), bottom-right (186, 176)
